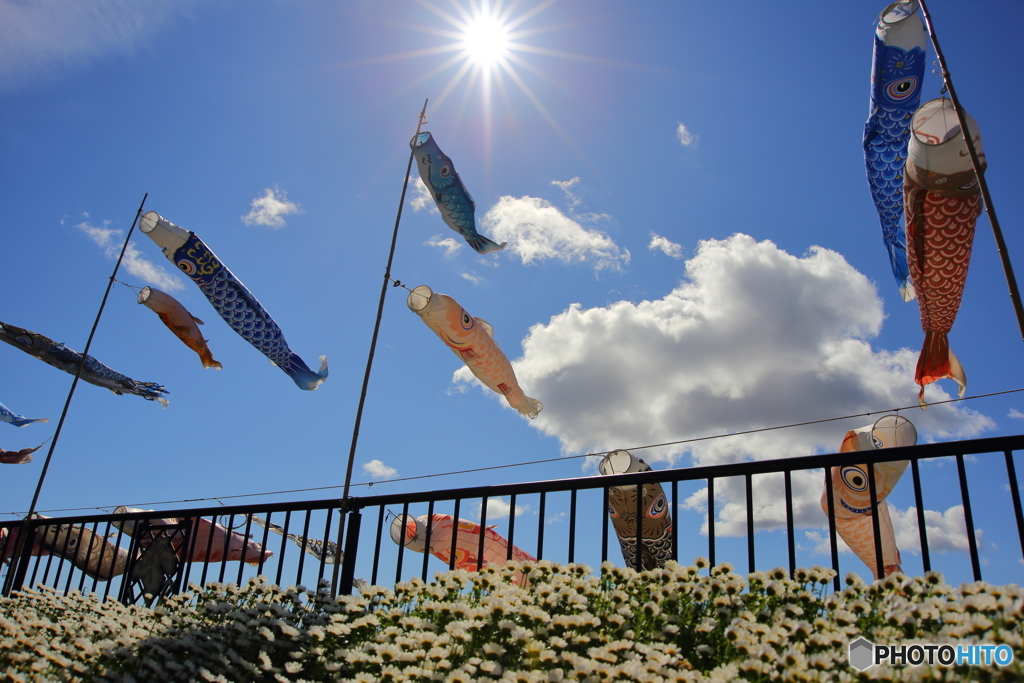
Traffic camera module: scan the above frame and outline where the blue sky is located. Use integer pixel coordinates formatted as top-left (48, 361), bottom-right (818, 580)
top-left (2, 0), bottom-right (1024, 587)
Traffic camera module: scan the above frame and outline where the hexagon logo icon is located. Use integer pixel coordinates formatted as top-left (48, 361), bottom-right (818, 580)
top-left (849, 637), bottom-right (874, 671)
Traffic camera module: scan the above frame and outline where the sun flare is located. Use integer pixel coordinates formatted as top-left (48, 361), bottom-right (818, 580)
top-left (462, 14), bottom-right (509, 68)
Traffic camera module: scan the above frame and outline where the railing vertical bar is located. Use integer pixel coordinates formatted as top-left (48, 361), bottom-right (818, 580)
top-left (601, 487), bottom-right (609, 564)
top-left (671, 480), bottom-right (679, 563)
top-left (824, 467), bottom-right (841, 591)
top-left (395, 502), bottom-right (410, 584)
top-left (338, 511), bottom-right (362, 596)
top-left (217, 514), bottom-right (236, 584)
top-left (537, 492), bottom-right (546, 559)
top-left (867, 462), bottom-right (885, 581)
top-left (635, 478), bottom-right (643, 570)
top-left (39, 536), bottom-right (57, 588)
top-left (200, 514), bottom-right (218, 587)
top-left (371, 506), bottom-right (385, 586)
top-left (955, 454), bottom-right (982, 581)
top-left (449, 499), bottom-right (461, 571)
top-left (49, 522), bottom-right (71, 591)
top-left (236, 514), bottom-right (256, 586)
top-left (745, 474), bottom-right (757, 574)
top-left (91, 521), bottom-right (113, 595)
top-left (421, 500), bottom-right (435, 581)
top-left (1004, 451), bottom-right (1024, 563)
top-left (256, 511), bottom-right (272, 578)
top-left (183, 514), bottom-right (203, 588)
top-left (31, 546), bottom-right (47, 591)
top-left (61, 526), bottom-right (79, 596)
top-left (567, 490), bottom-right (577, 564)
top-left (295, 510), bottom-right (313, 585)
top-left (506, 494), bottom-right (518, 562)
top-left (274, 511), bottom-right (291, 587)
top-left (911, 458), bottom-right (931, 572)
top-left (784, 470), bottom-right (795, 578)
top-left (318, 507), bottom-right (334, 583)
top-left (476, 497), bottom-right (488, 571)
top-left (77, 522), bottom-right (101, 593)
top-left (708, 477), bottom-right (716, 569)
top-left (104, 522), bottom-right (128, 602)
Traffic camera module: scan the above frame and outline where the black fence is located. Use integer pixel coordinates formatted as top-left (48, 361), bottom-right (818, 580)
top-left (3, 434), bottom-right (1023, 603)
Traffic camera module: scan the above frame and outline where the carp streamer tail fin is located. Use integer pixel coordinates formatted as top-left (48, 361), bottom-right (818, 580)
top-left (916, 331), bottom-right (966, 405)
top-left (469, 234), bottom-right (508, 255)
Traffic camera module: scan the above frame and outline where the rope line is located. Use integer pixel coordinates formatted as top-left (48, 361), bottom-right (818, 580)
top-left (3, 386), bottom-right (1022, 519)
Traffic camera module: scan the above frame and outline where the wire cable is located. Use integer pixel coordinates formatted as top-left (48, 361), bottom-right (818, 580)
top-left (3, 386), bottom-right (1022, 519)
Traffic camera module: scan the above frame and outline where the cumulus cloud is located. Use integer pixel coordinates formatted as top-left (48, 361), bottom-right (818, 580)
top-left (649, 233), bottom-right (683, 259)
top-left (1010, 409), bottom-right (1024, 419)
top-left (461, 272), bottom-right (485, 285)
top-left (409, 176), bottom-right (439, 213)
top-left (676, 122), bottom-right (698, 147)
top-left (0, 0), bottom-right (197, 92)
top-left (474, 497), bottom-right (530, 520)
top-left (426, 235), bottom-right (463, 257)
top-left (242, 187), bottom-right (302, 228)
top-left (453, 233), bottom-right (992, 561)
top-left (77, 219), bottom-right (183, 291)
top-left (482, 195), bottom-right (629, 271)
top-left (362, 459), bottom-right (398, 480)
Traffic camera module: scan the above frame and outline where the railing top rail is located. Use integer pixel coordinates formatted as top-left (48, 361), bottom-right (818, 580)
top-left (2, 434), bottom-right (1022, 528)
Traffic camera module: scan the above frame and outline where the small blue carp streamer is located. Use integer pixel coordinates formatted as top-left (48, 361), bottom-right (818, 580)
top-left (140, 212), bottom-right (328, 391)
top-left (0, 401), bottom-right (49, 428)
top-left (412, 132), bottom-right (507, 255)
top-left (0, 321), bottom-right (169, 406)
top-left (864, 0), bottom-right (927, 302)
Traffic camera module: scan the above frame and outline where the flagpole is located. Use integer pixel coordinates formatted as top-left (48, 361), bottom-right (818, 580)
top-left (4, 194), bottom-right (148, 595)
top-left (916, 0), bottom-right (1024, 341)
top-left (331, 101), bottom-right (429, 595)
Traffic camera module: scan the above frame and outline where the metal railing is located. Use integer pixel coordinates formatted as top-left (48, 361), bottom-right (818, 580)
top-left (3, 434), bottom-right (1023, 601)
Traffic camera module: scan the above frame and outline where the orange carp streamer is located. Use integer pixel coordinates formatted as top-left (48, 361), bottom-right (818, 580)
top-left (821, 415), bottom-right (916, 579)
top-left (390, 513), bottom-right (535, 586)
top-left (904, 98), bottom-right (985, 405)
top-left (138, 286), bottom-right (222, 370)
top-left (408, 285), bottom-right (542, 419)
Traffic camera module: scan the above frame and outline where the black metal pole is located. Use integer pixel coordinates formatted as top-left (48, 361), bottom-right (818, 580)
top-left (331, 100), bottom-right (428, 594)
top-left (917, 0), bottom-right (1024, 341)
top-left (5, 194), bottom-right (148, 596)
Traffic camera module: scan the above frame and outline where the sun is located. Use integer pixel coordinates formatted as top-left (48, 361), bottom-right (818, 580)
top-left (461, 14), bottom-right (510, 68)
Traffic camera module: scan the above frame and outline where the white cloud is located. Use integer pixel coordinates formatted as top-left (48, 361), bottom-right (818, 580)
top-left (649, 232), bottom-right (683, 259)
top-left (506, 234), bottom-right (991, 463)
top-left (409, 176), bottom-right (440, 213)
top-left (1009, 409), bottom-right (1024, 419)
top-left (362, 459), bottom-right (397, 480)
top-left (461, 272), bottom-right (485, 285)
top-left (482, 195), bottom-right (629, 271)
top-left (891, 505), bottom-right (977, 555)
top-left (0, 0), bottom-right (197, 92)
top-left (426, 235), bottom-right (463, 257)
top-left (676, 122), bottom-right (698, 147)
top-left (474, 497), bottom-right (530, 520)
top-left (77, 219), bottom-right (184, 291)
top-left (552, 177), bottom-right (583, 210)
top-left (242, 187), bottom-right (302, 229)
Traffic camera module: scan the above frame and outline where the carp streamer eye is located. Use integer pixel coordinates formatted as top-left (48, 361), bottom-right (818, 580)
top-left (841, 466), bottom-right (869, 492)
top-left (647, 494), bottom-right (668, 518)
top-left (608, 505), bottom-right (618, 518)
top-left (439, 162), bottom-right (453, 177)
top-left (461, 311), bottom-right (474, 330)
top-left (887, 77), bottom-right (918, 100)
top-left (177, 260), bottom-right (197, 275)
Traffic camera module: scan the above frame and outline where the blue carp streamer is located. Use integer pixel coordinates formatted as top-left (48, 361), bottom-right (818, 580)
top-left (140, 212), bottom-right (328, 391)
top-left (0, 321), bottom-right (169, 406)
top-left (863, 0), bottom-right (926, 302)
top-left (412, 132), bottom-right (507, 255)
top-left (0, 401), bottom-right (49, 428)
